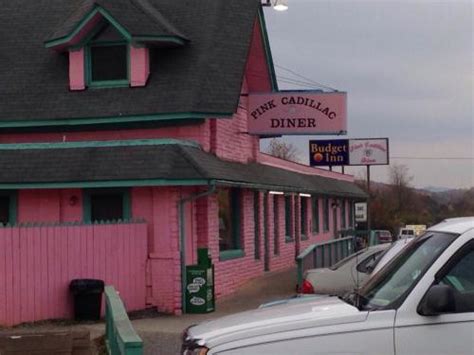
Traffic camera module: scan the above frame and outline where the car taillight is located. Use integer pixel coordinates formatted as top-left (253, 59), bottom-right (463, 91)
top-left (300, 279), bottom-right (314, 294)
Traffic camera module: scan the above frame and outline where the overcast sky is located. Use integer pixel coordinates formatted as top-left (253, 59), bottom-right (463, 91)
top-left (261, 0), bottom-right (473, 190)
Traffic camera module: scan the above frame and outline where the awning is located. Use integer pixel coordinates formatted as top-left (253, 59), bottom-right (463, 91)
top-left (0, 139), bottom-right (367, 198)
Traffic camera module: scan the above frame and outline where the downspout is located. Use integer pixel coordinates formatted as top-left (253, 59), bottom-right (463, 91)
top-left (178, 181), bottom-right (217, 314)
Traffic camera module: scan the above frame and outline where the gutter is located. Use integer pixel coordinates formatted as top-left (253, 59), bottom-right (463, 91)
top-left (178, 181), bottom-right (217, 313)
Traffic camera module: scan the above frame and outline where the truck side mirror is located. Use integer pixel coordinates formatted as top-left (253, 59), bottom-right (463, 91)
top-left (418, 284), bottom-right (455, 316)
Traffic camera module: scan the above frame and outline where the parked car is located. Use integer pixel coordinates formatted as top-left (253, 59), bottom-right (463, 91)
top-left (371, 236), bottom-right (414, 275)
top-left (182, 217), bottom-right (474, 355)
top-left (300, 244), bottom-right (390, 295)
top-left (372, 229), bottom-right (393, 244)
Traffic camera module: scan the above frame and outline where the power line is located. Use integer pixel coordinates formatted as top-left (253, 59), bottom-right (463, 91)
top-left (275, 64), bottom-right (339, 92)
top-left (277, 78), bottom-right (323, 89)
top-left (246, 69), bottom-right (335, 90)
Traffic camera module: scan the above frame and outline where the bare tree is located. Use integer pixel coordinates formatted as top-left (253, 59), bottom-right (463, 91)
top-left (265, 138), bottom-right (301, 162)
top-left (389, 163), bottom-right (414, 214)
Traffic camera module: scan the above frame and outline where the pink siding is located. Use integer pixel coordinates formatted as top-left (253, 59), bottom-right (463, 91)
top-left (18, 190), bottom-right (61, 223)
top-left (245, 18), bottom-right (272, 93)
top-left (0, 223), bottom-right (148, 326)
top-left (18, 189), bottom-right (82, 224)
top-left (130, 46), bottom-right (150, 87)
top-left (69, 49), bottom-right (85, 91)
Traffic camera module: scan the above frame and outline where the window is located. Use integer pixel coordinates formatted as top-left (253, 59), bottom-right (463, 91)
top-left (273, 196), bottom-right (279, 255)
top-left (311, 197), bottom-right (320, 234)
top-left (358, 232), bottom-right (457, 310)
top-left (323, 198), bottom-right (329, 232)
top-left (218, 189), bottom-right (242, 257)
top-left (254, 191), bottom-right (260, 260)
top-left (341, 199), bottom-right (346, 229)
top-left (84, 189), bottom-right (130, 222)
top-left (0, 192), bottom-right (16, 226)
top-left (284, 195), bottom-right (292, 241)
top-left (87, 44), bottom-right (129, 87)
top-left (356, 250), bottom-right (386, 274)
top-left (438, 246), bottom-right (474, 313)
top-left (300, 197), bottom-right (308, 240)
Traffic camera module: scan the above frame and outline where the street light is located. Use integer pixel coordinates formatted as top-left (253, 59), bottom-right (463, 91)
top-left (262, 0), bottom-right (288, 11)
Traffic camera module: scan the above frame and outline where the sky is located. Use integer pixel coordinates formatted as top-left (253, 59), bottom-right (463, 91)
top-left (261, 0), bottom-right (473, 190)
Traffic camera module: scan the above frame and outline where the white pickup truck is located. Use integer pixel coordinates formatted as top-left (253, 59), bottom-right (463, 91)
top-left (183, 217), bottom-right (474, 354)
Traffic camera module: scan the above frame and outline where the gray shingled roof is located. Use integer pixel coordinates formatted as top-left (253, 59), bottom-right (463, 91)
top-left (0, 142), bottom-right (367, 198)
top-left (46, 0), bottom-right (189, 43)
top-left (0, 0), bottom-right (259, 122)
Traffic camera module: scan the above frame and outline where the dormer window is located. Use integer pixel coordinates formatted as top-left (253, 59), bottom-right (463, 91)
top-left (88, 43), bottom-right (128, 88)
top-left (44, 2), bottom-right (189, 91)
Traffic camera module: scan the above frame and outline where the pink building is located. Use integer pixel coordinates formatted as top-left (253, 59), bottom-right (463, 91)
top-left (0, 0), bottom-right (365, 325)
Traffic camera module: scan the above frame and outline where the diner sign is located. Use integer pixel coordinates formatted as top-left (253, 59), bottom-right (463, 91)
top-left (248, 91), bottom-right (347, 135)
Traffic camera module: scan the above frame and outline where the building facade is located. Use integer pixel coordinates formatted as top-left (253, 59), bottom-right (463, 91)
top-left (0, 0), bottom-right (365, 324)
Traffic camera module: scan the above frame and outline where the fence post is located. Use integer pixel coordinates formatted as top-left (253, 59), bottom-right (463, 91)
top-left (321, 245), bottom-right (325, 267)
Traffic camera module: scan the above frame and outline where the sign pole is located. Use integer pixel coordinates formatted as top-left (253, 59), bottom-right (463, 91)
top-left (366, 165), bottom-right (371, 234)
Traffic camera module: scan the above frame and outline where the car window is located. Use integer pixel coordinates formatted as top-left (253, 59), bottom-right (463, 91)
top-left (329, 249), bottom-right (365, 270)
top-left (439, 248), bottom-right (474, 313)
top-left (356, 250), bottom-right (385, 274)
top-left (358, 232), bottom-right (457, 310)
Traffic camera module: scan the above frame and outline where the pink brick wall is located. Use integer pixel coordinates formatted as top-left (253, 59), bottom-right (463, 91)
top-left (210, 80), bottom-right (260, 163)
top-left (212, 190), bottom-right (266, 297)
top-left (133, 186), bottom-right (183, 313)
top-left (192, 190), bottom-right (345, 302)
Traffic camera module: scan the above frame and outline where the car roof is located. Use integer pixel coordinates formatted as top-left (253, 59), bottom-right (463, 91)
top-left (427, 217), bottom-right (474, 235)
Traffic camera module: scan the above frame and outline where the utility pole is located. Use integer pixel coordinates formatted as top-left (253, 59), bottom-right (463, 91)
top-left (366, 165), bottom-right (371, 233)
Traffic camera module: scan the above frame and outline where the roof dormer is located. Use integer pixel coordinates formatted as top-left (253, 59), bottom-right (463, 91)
top-left (44, 0), bottom-right (188, 90)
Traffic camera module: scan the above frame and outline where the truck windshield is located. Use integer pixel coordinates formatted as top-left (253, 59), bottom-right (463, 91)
top-left (357, 231), bottom-right (458, 310)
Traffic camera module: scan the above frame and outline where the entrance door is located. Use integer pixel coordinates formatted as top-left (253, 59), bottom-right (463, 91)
top-left (263, 193), bottom-right (270, 271)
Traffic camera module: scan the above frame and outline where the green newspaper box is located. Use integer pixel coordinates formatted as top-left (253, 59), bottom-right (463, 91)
top-left (185, 249), bottom-right (215, 313)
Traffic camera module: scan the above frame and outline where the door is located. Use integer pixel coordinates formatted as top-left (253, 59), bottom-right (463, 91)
top-left (263, 193), bottom-right (270, 271)
top-left (395, 241), bottom-right (474, 354)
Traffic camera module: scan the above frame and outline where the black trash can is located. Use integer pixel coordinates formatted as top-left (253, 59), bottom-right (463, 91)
top-left (69, 279), bottom-right (104, 321)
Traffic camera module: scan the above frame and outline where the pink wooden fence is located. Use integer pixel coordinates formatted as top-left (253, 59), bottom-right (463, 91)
top-left (0, 222), bottom-right (148, 326)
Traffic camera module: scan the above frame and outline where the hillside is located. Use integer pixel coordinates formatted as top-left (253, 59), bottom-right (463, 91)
top-left (355, 180), bottom-right (474, 233)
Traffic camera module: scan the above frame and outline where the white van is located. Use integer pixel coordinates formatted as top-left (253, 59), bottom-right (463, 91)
top-left (398, 227), bottom-right (416, 239)
top-left (182, 217), bottom-right (474, 355)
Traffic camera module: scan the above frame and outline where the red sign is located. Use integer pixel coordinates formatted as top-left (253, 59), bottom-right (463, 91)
top-left (248, 91), bottom-right (347, 135)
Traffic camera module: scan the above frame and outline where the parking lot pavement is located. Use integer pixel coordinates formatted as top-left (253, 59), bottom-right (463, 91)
top-left (133, 266), bottom-right (297, 354)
